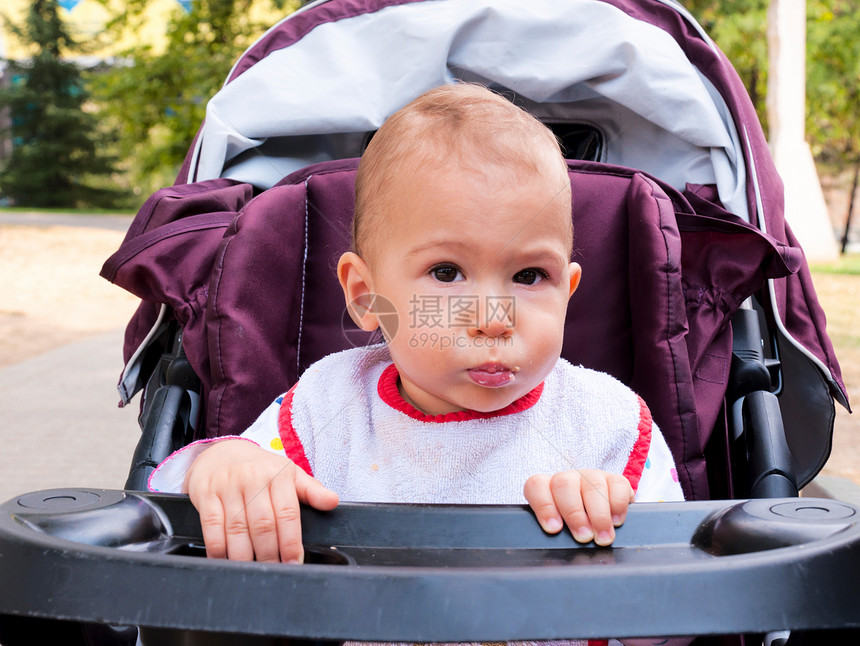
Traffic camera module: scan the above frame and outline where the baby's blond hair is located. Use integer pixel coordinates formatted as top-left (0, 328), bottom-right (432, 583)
top-left (353, 83), bottom-right (571, 259)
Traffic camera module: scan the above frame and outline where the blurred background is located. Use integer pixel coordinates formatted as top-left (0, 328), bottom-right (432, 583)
top-left (0, 0), bottom-right (857, 225)
top-left (0, 0), bottom-right (304, 207)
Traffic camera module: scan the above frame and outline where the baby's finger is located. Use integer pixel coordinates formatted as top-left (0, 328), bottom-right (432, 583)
top-left (243, 486), bottom-right (282, 563)
top-left (222, 488), bottom-right (256, 562)
top-left (580, 472), bottom-right (614, 546)
top-left (608, 474), bottom-right (635, 527)
top-left (294, 469), bottom-right (340, 511)
top-left (549, 472), bottom-right (593, 543)
top-left (191, 491), bottom-right (228, 560)
top-left (270, 472), bottom-right (305, 564)
top-left (523, 474), bottom-right (563, 534)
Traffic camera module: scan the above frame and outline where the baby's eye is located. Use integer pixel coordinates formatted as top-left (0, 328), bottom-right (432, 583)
top-left (430, 264), bottom-right (463, 283)
top-left (513, 268), bottom-right (547, 285)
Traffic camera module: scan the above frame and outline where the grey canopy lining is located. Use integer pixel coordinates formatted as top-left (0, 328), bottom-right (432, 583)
top-left (190, 0), bottom-right (748, 220)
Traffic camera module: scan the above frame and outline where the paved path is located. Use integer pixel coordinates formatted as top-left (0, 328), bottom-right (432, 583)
top-left (0, 213), bottom-right (140, 504)
top-left (0, 328), bottom-right (141, 505)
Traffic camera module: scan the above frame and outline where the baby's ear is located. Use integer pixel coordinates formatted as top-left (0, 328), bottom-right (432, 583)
top-left (568, 262), bottom-right (582, 298)
top-left (337, 252), bottom-right (379, 331)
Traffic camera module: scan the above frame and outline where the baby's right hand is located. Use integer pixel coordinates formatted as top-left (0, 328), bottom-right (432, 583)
top-left (184, 439), bottom-right (339, 563)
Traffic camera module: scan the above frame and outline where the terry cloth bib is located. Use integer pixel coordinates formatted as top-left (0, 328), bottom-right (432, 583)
top-left (270, 345), bottom-right (675, 505)
top-left (148, 347), bottom-right (682, 646)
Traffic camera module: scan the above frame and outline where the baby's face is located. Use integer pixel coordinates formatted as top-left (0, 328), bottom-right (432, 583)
top-left (360, 162), bottom-right (579, 416)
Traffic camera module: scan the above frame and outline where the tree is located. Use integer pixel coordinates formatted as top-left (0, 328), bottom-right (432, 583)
top-left (0, 0), bottom-right (119, 207)
top-left (684, 1), bottom-right (860, 251)
top-left (803, 1), bottom-right (860, 252)
top-left (91, 0), bottom-right (300, 198)
top-left (806, 2), bottom-right (860, 161)
top-left (683, 1), bottom-right (860, 165)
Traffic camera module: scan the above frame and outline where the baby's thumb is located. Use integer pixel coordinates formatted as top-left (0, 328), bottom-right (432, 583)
top-left (295, 471), bottom-right (339, 510)
top-left (523, 473), bottom-right (564, 534)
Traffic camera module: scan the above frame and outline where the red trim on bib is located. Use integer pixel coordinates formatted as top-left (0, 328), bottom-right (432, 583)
top-left (622, 395), bottom-right (653, 492)
top-left (277, 384), bottom-right (313, 476)
top-left (377, 363), bottom-right (543, 423)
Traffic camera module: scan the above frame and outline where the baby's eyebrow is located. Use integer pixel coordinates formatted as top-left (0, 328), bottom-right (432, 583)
top-left (505, 243), bottom-right (570, 264)
top-left (404, 239), bottom-right (469, 257)
top-left (407, 240), bottom-right (568, 269)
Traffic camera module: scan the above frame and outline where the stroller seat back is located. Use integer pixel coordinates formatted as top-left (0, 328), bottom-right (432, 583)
top-left (102, 159), bottom-right (799, 500)
top-left (103, 0), bottom-right (849, 502)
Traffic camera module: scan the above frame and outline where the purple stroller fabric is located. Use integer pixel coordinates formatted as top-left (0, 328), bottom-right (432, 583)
top-left (102, 159), bottom-right (799, 500)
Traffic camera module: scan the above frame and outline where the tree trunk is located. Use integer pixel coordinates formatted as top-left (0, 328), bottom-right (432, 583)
top-left (842, 161), bottom-right (860, 254)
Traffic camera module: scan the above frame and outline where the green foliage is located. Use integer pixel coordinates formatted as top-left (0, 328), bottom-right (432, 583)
top-left (0, 0), bottom-right (121, 208)
top-left (806, 0), bottom-right (860, 166)
top-left (7, 0), bottom-right (851, 208)
top-left (683, 0), bottom-right (860, 174)
top-left (90, 0), bottom-right (300, 200)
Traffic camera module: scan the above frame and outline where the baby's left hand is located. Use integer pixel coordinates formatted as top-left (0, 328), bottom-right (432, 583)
top-left (524, 469), bottom-right (634, 546)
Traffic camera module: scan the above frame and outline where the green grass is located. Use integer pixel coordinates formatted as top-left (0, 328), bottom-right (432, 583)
top-left (810, 253), bottom-right (860, 276)
top-left (809, 269), bottom-right (860, 351)
top-left (0, 207), bottom-right (136, 216)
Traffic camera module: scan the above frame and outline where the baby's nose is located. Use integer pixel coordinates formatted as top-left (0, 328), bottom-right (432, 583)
top-left (467, 296), bottom-right (515, 337)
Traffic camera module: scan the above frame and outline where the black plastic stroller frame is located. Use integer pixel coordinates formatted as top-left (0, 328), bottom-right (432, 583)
top-left (1, 489), bottom-right (859, 645)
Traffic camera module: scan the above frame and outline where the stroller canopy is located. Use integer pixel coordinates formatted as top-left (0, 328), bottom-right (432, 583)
top-left (188, 0), bottom-right (749, 220)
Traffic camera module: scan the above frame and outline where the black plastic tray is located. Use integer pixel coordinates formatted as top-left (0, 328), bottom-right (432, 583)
top-left (1, 489), bottom-right (859, 643)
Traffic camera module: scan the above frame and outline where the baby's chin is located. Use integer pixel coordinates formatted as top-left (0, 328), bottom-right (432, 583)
top-left (453, 383), bottom-right (539, 414)
top-left (412, 390), bottom-right (516, 416)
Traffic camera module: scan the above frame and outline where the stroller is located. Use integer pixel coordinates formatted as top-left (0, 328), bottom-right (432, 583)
top-left (0, 0), bottom-right (855, 644)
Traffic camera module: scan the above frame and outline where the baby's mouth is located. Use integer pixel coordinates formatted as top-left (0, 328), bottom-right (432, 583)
top-left (468, 363), bottom-right (520, 388)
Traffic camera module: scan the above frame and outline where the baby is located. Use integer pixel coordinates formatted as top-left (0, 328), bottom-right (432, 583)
top-left (150, 83), bottom-right (683, 568)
